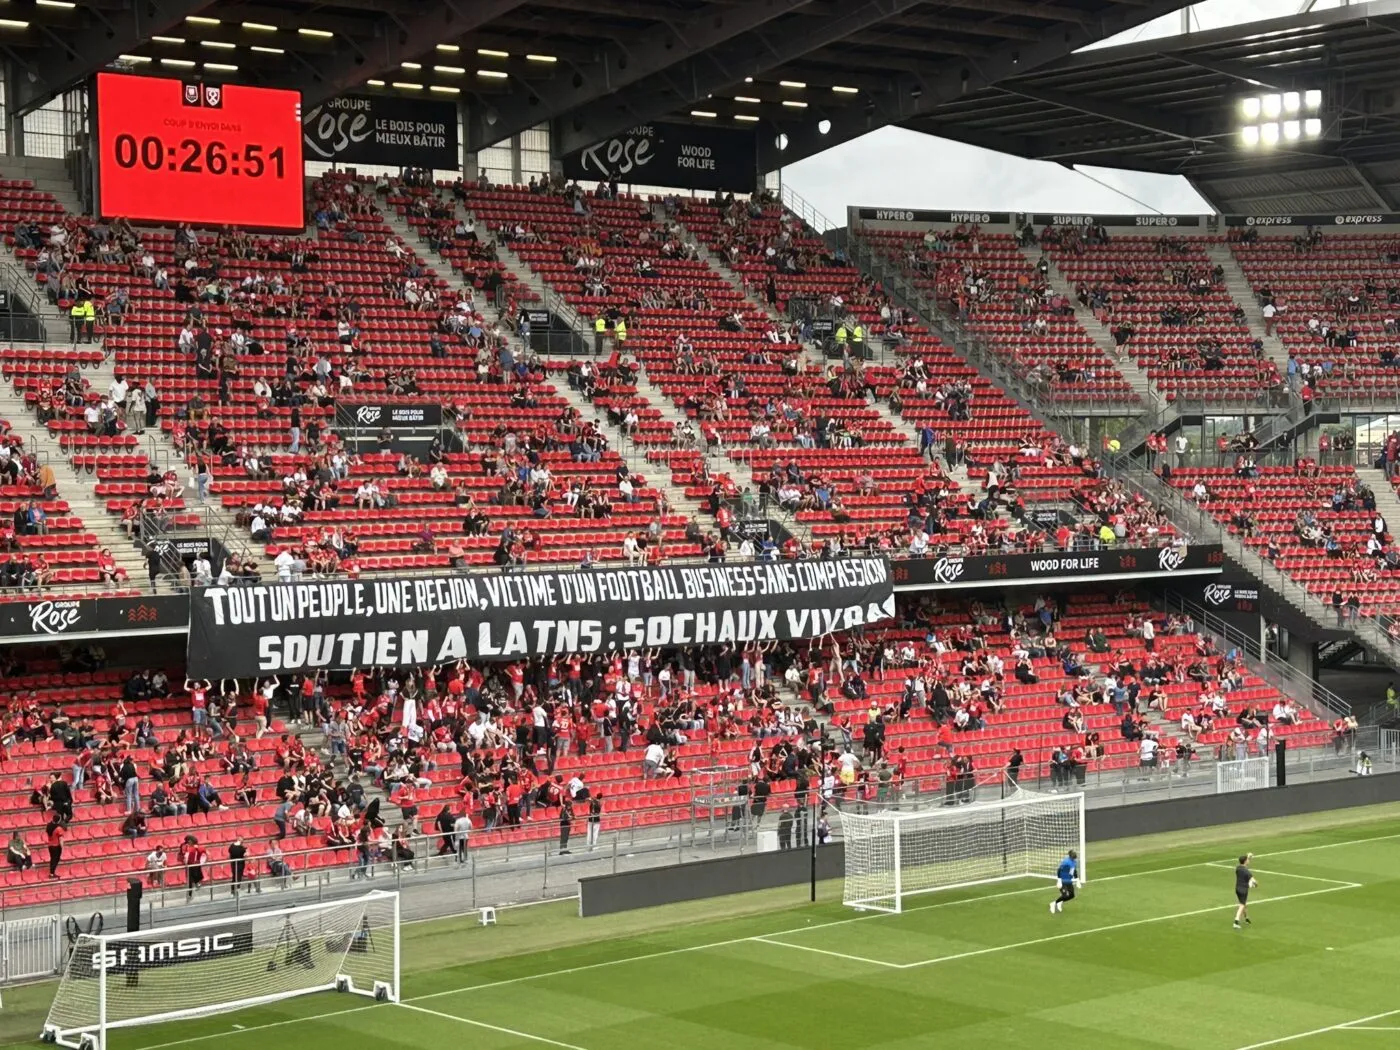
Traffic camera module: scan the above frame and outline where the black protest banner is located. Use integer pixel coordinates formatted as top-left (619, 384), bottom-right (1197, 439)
top-left (302, 94), bottom-right (459, 170)
top-left (187, 558), bottom-right (895, 677)
top-left (562, 122), bottom-right (756, 192)
top-left (892, 544), bottom-right (1223, 591)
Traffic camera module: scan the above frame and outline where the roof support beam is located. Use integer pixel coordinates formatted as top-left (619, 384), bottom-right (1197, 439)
top-left (468, 0), bottom-right (815, 150)
top-left (933, 0), bottom-right (1092, 25)
top-left (845, 33), bottom-right (997, 58)
top-left (555, 0), bottom-right (928, 156)
top-left (1342, 158), bottom-right (1397, 210)
top-left (293, 0), bottom-right (531, 110)
top-left (904, 121), bottom-right (1044, 159)
top-left (10, 0), bottom-right (215, 118)
top-left (761, 0), bottom-right (1196, 169)
top-left (888, 13), bottom-right (1041, 40)
top-left (1002, 83), bottom-right (1197, 140)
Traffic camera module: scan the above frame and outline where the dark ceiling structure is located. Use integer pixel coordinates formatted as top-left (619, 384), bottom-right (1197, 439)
top-left (3, 0), bottom-right (1400, 213)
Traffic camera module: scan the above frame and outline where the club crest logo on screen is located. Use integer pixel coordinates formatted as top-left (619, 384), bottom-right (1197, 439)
top-left (204, 85), bottom-right (223, 109)
top-left (182, 82), bottom-right (200, 107)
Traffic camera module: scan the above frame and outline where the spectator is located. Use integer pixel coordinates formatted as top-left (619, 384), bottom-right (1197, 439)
top-left (145, 844), bottom-right (167, 886)
top-left (5, 831), bottom-right (32, 871)
top-left (45, 818), bottom-right (64, 878)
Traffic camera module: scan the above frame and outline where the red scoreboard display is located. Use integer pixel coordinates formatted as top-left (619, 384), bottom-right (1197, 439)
top-left (94, 72), bottom-right (304, 231)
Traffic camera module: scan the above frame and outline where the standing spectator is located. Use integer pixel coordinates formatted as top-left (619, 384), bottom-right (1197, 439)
top-left (228, 837), bottom-right (247, 895)
top-left (45, 818), bottom-right (64, 878)
top-left (186, 677), bottom-right (212, 728)
top-left (587, 792), bottom-right (603, 850)
top-left (48, 774), bottom-right (73, 825)
top-left (453, 808), bottom-right (472, 863)
top-left (180, 835), bottom-right (207, 900)
top-left (145, 844), bottom-right (167, 887)
top-left (558, 796), bottom-right (574, 855)
top-left (1005, 747), bottom-right (1024, 787)
top-left (120, 754), bottom-right (140, 813)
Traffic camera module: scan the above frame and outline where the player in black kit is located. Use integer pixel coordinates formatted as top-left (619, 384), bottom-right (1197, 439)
top-left (1234, 853), bottom-right (1256, 929)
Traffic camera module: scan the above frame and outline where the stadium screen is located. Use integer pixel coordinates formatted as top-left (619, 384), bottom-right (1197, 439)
top-left (93, 72), bottom-right (305, 231)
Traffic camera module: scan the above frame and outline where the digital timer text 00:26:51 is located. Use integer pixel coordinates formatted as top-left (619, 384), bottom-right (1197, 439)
top-left (110, 134), bottom-right (288, 179)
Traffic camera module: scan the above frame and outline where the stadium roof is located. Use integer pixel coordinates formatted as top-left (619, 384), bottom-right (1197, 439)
top-left (7, 0), bottom-right (1400, 214)
top-left (910, 0), bottom-right (1400, 215)
top-left (0, 0), bottom-right (1189, 168)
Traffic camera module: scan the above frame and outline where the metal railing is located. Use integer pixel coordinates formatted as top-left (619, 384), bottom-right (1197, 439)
top-left (1160, 593), bottom-right (1350, 717)
top-left (847, 235), bottom-right (1150, 425)
top-left (1100, 453), bottom-right (1399, 663)
top-left (0, 258), bottom-right (51, 345)
top-left (780, 184), bottom-right (837, 235)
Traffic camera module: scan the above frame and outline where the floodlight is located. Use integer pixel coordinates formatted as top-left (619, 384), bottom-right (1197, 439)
top-left (1240, 125), bottom-right (1260, 147)
top-left (1305, 89), bottom-right (1322, 110)
top-left (1304, 117), bottom-right (1322, 137)
top-left (1261, 94), bottom-right (1282, 119)
top-left (1283, 120), bottom-right (1301, 140)
top-left (1241, 96), bottom-right (1261, 120)
top-left (1283, 91), bottom-right (1300, 114)
top-left (1260, 122), bottom-right (1279, 145)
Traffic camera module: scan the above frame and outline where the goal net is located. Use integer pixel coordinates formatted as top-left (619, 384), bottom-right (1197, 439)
top-left (836, 787), bottom-right (1085, 913)
top-left (43, 891), bottom-right (399, 1050)
top-left (1216, 756), bottom-right (1271, 794)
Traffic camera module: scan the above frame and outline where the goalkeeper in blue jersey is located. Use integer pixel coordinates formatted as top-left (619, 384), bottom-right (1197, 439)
top-left (1050, 849), bottom-right (1079, 914)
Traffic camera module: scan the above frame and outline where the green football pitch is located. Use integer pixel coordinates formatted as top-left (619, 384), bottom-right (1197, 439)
top-left (6, 803), bottom-right (1400, 1050)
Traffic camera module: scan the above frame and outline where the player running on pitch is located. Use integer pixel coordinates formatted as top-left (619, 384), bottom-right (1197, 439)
top-left (1050, 849), bottom-right (1079, 914)
top-left (1234, 853), bottom-right (1257, 929)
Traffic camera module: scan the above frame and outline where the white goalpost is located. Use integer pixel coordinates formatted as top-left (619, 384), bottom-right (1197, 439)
top-left (42, 890), bottom-right (399, 1050)
top-left (836, 787), bottom-right (1086, 913)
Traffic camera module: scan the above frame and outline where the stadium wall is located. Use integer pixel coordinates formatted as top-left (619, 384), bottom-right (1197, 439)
top-left (578, 772), bottom-right (1400, 916)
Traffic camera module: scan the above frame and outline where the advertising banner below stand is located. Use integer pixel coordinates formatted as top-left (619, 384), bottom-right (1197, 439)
top-left (186, 558), bottom-right (896, 678)
top-left (1225, 213), bottom-right (1400, 227)
top-left (1200, 579), bottom-right (1261, 614)
top-left (302, 93), bottom-right (459, 170)
top-left (561, 122), bottom-right (756, 193)
top-left (0, 594), bottom-right (188, 641)
top-left (337, 403), bottom-right (443, 430)
top-left (852, 208), bottom-right (1013, 225)
top-left (893, 544), bottom-right (1223, 591)
top-left (1028, 213), bottom-right (1206, 228)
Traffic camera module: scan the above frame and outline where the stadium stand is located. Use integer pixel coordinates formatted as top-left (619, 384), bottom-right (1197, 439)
top-left (859, 222), bottom-right (1139, 406)
top-left (1040, 226), bottom-right (1285, 404)
top-left (0, 587), bottom-right (1325, 905)
top-left (1227, 227), bottom-right (1400, 401)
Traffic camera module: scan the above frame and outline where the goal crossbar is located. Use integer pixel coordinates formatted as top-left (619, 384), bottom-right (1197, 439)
top-left (836, 787), bottom-right (1085, 913)
top-left (42, 890), bottom-right (399, 1050)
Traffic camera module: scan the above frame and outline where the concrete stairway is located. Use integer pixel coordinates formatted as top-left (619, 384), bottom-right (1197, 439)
top-left (4, 156), bottom-right (86, 218)
top-left (0, 353), bottom-right (152, 583)
top-left (1205, 242), bottom-right (1293, 379)
top-left (1358, 468), bottom-right (1400, 538)
top-left (1019, 244), bottom-right (1161, 406)
top-left (378, 204), bottom-right (708, 525)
